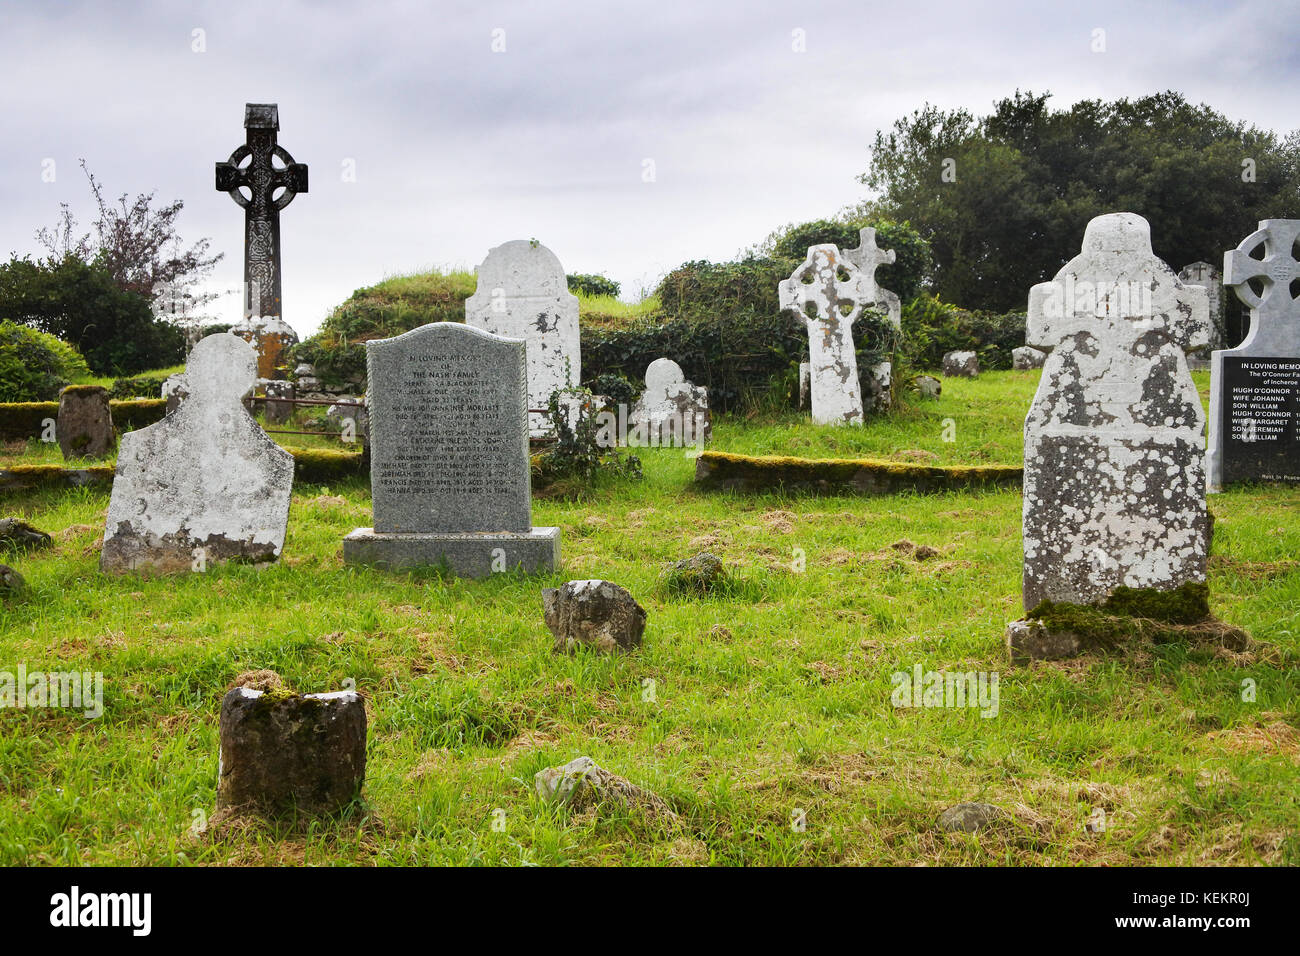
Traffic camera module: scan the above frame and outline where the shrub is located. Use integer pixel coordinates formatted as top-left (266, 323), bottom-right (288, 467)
top-left (900, 293), bottom-right (1026, 371)
top-left (0, 321), bottom-right (91, 402)
top-left (0, 255), bottom-right (184, 375)
top-left (584, 372), bottom-right (639, 408)
top-left (532, 388), bottom-right (641, 490)
top-left (294, 271), bottom-right (475, 387)
top-left (769, 217), bottom-right (932, 302)
top-left (566, 273), bottom-right (620, 298)
top-left (110, 372), bottom-right (172, 400)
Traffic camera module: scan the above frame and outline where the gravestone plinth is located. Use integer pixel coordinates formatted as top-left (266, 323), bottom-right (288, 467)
top-left (101, 334), bottom-right (294, 574)
top-left (343, 323), bottom-right (559, 577)
top-left (465, 240), bottom-right (581, 437)
top-left (1022, 212), bottom-right (1210, 610)
top-left (1207, 220), bottom-right (1300, 491)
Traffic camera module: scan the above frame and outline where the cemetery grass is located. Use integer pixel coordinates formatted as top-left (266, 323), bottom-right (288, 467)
top-left (1, 372), bottom-right (1298, 866)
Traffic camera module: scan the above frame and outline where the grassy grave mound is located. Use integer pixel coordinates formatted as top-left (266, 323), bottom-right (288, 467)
top-left (693, 449), bottom-right (1022, 496)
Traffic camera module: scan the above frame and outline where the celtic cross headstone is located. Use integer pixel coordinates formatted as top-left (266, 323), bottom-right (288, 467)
top-left (1021, 212), bottom-right (1211, 611)
top-left (215, 103), bottom-right (308, 379)
top-left (1207, 219), bottom-right (1300, 489)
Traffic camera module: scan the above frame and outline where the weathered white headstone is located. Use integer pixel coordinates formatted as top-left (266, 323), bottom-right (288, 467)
top-left (780, 246), bottom-right (872, 425)
top-left (101, 334), bottom-right (294, 573)
top-left (343, 322), bottom-right (559, 576)
top-left (627, 358), bottom-right (710, 446)
top-left (465, 239), bottom-right (580, 436)
top-left (845, 227), bottom-right (901, 411)
top-left (943, 350), bottom-right (980, 377)
top-left (1022, 212), bottom-right (1210, 610)
top-left (1179, 260), bottom-right (1224, 353)
top-left (1207, 221), bottom-right (1300, 490)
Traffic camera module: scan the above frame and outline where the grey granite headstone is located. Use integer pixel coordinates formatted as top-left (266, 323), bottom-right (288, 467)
top-left (465, 239), bottom-right (580, 437)
top-left (1022, 212), bottom-right (1210, 610)
top-left (1207, 220), bottom-right (1300, 491)
top-left (101, 334), bottom-right (294, 574)
top-left (343, 322), bottom-right (559, 577)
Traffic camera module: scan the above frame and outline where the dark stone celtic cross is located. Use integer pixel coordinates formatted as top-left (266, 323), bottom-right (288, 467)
top-left (215, 103), bottom-right (308, 322)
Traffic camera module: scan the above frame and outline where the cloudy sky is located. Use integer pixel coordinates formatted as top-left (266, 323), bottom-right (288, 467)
top-left (1, 0), bottom-right (1297, 338)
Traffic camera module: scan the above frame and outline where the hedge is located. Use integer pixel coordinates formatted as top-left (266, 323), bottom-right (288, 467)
top-left (0, 399), bottom-right (168, 442)
top-left (0, 447), bottom-right (365, 492)
top-left (693, 450), bottom-right (1022, 496)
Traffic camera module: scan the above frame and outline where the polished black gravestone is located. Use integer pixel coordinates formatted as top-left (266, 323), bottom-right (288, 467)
top-left (1208, 219), bottom-right (1300, 489)
top-left (215, 103), bottom-right (307, 379)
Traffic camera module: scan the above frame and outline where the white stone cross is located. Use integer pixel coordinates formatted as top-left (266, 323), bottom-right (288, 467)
top-left (779, 245), bottom-right (877, 425)
top-left (1223, 219), bottom-right (1300, 353)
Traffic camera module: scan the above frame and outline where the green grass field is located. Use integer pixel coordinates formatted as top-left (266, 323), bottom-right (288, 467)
top-left (0, 370), bottom-right (1296, 866)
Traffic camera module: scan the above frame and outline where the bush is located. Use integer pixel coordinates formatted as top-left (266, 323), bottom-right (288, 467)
top-left (581, 258), bottom-right (901, 413)
top-left (294, 271), bottom-right (476, 387)
top-left (584, 372), bottom-right (639, 408)
top-left (566, 273), bottom-right (620, 298)
top-left (0, 321), bottom-right (91, 402)
top-left (0, 255), bottom-right (184, 375)
top-left (900, 293), bottom-right (1026, 371)
top-left (768, 217), bottom-right (931, 303)
top-left (110, 372), bottom-right (172, 400)
top-left (531, 388), bottom-right (642, 491)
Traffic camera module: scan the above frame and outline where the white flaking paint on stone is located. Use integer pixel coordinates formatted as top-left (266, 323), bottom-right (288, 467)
top-left (627, 358), bottom-right (711, 445)
top-left (779, 245), bottom-right (871, 425)
top-left (465, 239), bottom-right (580, 437)
top-left (1022, 212), bottom-right (1210, 610)
top-left (100, 333), bottom-right (294, 573)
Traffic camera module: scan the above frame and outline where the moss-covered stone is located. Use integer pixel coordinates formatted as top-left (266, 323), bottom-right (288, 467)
top-left (285, 446), bottom-right (367, 483)
top-left (693, 450), bottom-right (1022, 496)
top-left (1010, 581), bottom-right (1248, 662)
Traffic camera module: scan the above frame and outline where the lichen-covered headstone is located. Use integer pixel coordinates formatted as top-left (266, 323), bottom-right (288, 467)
top-left (627, 358), bottom-right (710, 446)
top-left (543, 579), bottom-right (646, 654)
top-left (1012, 346), bottom-right (1047, 370)
top-left (942, 350), bottom-right (979, 378)
top-left (1207, 220), bottom-right (1300, 490)
top-left (1022, 212), bottom-right (1210, 610)
top-left (217, 686), bottom-right (366, 816)
top-left (779, 246), bottom-right (872, 425)
top-left (780, 230), bottom-right (900, 424)
top-left (100, 333), bottom-right (294, 573)
top-left (57, 386), bottom-right (114, 460)
top-left (465, 240), bottom-right (580, 436)
top-left (1179, 261), bottom-right (1224, 352)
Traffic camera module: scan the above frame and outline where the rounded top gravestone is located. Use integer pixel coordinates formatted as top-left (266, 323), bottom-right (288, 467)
top-left (471, 240), bottom-right (571, 298)
top-left (644, 358), bottom-right (685, 398)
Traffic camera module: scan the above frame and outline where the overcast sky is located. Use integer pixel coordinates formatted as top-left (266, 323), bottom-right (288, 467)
top-left (1, 0), bottom-right (1297, 338)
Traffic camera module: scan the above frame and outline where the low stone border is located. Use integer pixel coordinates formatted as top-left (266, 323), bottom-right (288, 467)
top-left (693, 450), bottom-right (1022, 495)
top-left (0, 447), bottom-right (366, 492)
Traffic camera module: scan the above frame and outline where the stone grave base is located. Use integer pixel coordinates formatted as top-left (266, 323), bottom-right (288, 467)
top-left (343, 526), bottom-right (560, 578)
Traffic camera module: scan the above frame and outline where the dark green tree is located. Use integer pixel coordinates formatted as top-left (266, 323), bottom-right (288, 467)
top-left (0, 255), bottom-right (185, 375)
top-left (863, 90), bottom-right (1300, 312)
